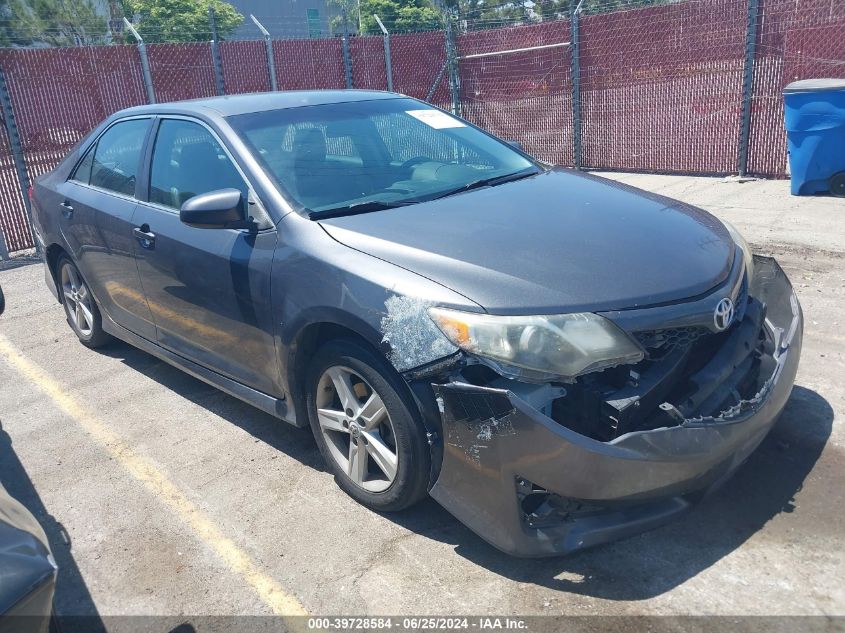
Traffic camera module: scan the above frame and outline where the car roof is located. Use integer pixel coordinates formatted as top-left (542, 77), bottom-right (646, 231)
top-left (113, 90), bottom-right (403, 119)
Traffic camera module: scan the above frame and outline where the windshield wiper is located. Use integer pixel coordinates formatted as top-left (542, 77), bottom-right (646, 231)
top-left (310, 167), bottom-right (540, 219)
top-left (427, 167), bottom-right (540, 202)
top-left (310, 199), bottom-right (413, 220)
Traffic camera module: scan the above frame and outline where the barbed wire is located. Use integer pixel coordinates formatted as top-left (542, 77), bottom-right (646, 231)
top-left (0, 0), bottom-right (841, 254)
top-left (10, 0), bottom-right (818, 47)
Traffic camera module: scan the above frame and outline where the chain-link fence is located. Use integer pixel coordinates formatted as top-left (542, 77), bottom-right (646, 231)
top-left (578, 0), bottom-right (748, 173)
top-left (0, 44), bottom-right (149, 254)
top-left (458, 21), bottom-right (574, 165)
top-left (0, 0), bottom-right (842, 255)
top-left (0, 121), bottom-right (27, 258)
top-left (747, 0), bottom-right (845, 176)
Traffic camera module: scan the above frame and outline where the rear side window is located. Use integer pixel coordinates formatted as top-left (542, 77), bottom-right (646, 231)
top-left (149, 119), bottom-right (248, 213)
top-left (87, 118), bottom-right (149, 196)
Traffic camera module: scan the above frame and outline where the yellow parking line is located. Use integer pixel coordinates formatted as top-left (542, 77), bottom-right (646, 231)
top-left (0, 334), bottom-right (309, 621)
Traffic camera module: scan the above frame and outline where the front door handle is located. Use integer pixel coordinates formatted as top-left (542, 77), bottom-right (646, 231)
top-left (59, 201), bottom-right (73, 219)
top-left (133, 225), bottom-right (156, 250)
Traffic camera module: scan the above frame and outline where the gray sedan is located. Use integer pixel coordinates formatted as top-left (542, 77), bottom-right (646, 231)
top-left (30, 91), bottom-right (802, 556)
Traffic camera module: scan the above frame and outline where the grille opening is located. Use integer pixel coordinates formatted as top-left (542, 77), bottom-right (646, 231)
top-left (634, 326), bottom-right (709, 360)
top-left (549, 297), bottom-right (769, 441)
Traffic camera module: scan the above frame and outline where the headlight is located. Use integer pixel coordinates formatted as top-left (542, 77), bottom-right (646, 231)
top-left (722, 219), bottom-right (754, 285)
top-left (428, 307), bottom-right (644, 383)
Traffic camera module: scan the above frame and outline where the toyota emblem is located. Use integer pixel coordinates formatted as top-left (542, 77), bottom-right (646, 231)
top-left (714, 297), bottom-right (735, 331)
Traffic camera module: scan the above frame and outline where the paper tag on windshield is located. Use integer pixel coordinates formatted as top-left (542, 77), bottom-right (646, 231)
top-left (406, 110), bottom-right (466, 129)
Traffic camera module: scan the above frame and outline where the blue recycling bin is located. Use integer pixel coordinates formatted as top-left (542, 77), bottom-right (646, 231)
top-left (783, 79), bottom-right (845, 197)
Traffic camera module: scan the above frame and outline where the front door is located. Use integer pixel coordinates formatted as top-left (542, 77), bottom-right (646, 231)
top-left (55, 117), bottom-right (156, 340)
top-left (131, 117), bottom-right (280, 396)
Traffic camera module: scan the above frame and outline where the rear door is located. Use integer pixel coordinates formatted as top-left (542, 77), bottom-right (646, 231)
top-left (54, 117), bottom-right (156, 339)
top-left (131, 116), bottom-right (280, 395)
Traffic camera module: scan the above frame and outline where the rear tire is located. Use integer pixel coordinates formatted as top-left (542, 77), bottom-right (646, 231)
top-left (305, 338), bottom-right (430, 512)
top-left (56, 255), bottom-right (111, 348)
top-left (830, 172), bottom-right (845, 198)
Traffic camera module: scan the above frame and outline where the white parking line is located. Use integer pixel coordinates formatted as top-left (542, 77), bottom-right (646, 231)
top-left (0, 333), bottom-right (310, 621)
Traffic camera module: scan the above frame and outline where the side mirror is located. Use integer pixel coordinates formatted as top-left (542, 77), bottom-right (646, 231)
top-left (180, 188), bottom-right (252, 230)
top-left (505, 140), bottom-right (524, 152)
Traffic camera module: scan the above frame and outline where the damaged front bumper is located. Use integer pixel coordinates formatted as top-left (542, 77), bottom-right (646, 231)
top-left (428, 257), bottom-right (803, 557)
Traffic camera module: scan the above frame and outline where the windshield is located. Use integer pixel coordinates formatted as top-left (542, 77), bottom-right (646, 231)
top-left (227, 98), bottom-right (538, 216)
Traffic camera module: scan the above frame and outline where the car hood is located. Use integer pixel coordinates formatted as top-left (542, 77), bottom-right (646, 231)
top-left (319, 169), bottom-right (734, 314)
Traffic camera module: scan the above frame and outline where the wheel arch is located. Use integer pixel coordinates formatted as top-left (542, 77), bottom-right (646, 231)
top-left (285, 312), bottom-right (443, 489)
top-left (286, 313), bottom-right (387, 421)
top-left (45, 243), bottom-right (69, 304)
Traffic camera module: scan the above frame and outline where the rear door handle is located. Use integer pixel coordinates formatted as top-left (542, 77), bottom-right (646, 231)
top-left (133, 225), bottom-right (156, 250)
top-left (59, 201), bottom-right (73, 219)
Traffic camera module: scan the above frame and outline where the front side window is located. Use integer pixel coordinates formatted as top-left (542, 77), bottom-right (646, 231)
top-left (228, 98), bottom-right (537, 215)
top-left (149, 119), bottom-right (248, 213)
top-left (85, 118), bottom-right (150, 196)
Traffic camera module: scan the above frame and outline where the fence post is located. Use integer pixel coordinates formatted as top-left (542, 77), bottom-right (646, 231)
top-left (209, 6), bottom-right (226, 96)
top-left (444, 12), bottom-right (461, 116)
top-left (341, 8), bottom-right (354, 89)
top-left (570, 2), bottom-right (583, 170)
top-left (124, 18), bottom-right (155, 103)
top-left (738, 0), bottom-right (759, 177)
top-left (251, 14), bottom-right (278, 91)
top-left (0, 67), bottom-right (40, 257)
top-left (373, 15), bottom-right (393, 92)
top-left (425, 61), bottom-right (448, 102)
top-left (0, 225), bottom-right (8, 260)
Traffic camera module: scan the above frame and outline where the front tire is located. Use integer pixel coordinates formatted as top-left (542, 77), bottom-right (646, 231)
top-left (57, 255), bottom-right (111, 348)
top-left (305, 339), bottom-right (430, 512)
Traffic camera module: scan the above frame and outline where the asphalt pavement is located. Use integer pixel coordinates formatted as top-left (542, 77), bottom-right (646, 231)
top-left (0, 173), bottom-right (842, 623)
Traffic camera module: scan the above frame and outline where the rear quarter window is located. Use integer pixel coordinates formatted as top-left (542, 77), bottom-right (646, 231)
top-left (86, 118), bottom-right (150, 197)
top-left (71, 145), bottom-right (95, 184)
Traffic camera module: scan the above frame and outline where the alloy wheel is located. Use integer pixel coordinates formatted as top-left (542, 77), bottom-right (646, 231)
top-left (315, 365), bottom-right (399, 493)
top-left (61, 263), bottom-right (94, 336)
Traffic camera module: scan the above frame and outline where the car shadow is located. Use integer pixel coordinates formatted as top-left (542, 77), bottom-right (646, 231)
top-left (99, 341), bottom-right (326, 472)
top-left (0, 423), bottom-right (107, 632)
top-left (101, 339), bottom-right (832, 600)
